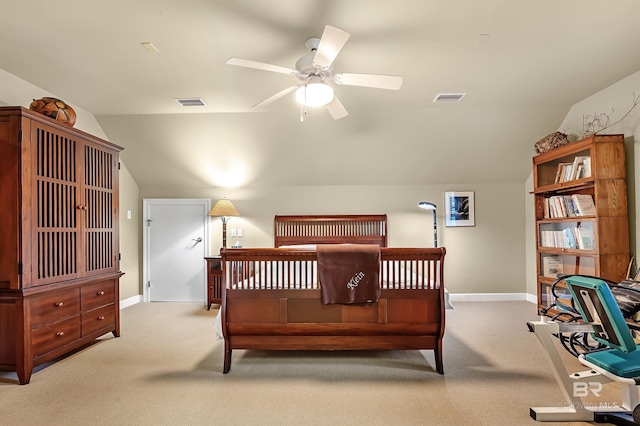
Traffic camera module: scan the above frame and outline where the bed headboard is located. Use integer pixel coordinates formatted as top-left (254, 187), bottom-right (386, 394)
top-left (274, 215), bottom-right (388, 247)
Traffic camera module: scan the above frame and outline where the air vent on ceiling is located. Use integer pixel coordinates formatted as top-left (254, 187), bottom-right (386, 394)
top-left (140, 42), bottom-right (159, 53)
top-left (433, 93), bottom-right (466, 102)
top-left (175, 98), bottom-right (207, 107)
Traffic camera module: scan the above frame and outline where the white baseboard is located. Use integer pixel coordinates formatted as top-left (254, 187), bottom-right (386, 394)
top-left (119, 295), bottom-right (142, 309)
top-left (525, 293), bottom-right (538, 304)
top-left (449, 293), bottom-right (537, 303)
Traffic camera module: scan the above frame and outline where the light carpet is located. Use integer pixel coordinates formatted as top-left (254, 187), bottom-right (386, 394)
top-left (0, 301), bottom-right (623, 425)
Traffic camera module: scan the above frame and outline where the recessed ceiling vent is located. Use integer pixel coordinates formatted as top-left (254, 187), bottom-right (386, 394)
top-left (433, 93), bottom-right (466, 102)
top-left (175, 98), bottom-right (207, 107)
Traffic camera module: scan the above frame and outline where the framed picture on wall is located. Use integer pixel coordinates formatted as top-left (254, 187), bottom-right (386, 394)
top-left (445, 191), bottom-right (475, 227)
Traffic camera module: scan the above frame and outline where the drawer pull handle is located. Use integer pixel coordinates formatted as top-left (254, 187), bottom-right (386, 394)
top-left (97, 291), bottom-right (105, 295)
top-left (98, 316), bottom-right (105, 320)
top-left (55, 302), bottom-right (64, 307)
top-left (56, 331), bottom-right (64, 337)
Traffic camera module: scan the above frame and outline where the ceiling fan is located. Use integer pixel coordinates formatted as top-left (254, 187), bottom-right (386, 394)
top-left (226, 25), bottom-right (403, 120)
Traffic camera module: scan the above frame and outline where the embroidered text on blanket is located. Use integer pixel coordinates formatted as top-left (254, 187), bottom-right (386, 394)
top-left (347, 272), bottom-right (365, 290)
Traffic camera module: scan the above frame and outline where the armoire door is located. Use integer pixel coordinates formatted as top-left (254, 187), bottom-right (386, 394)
top-left (29, 122), bottom-right (80, 287)
top-left (82, 142), bottom-right (119, 278)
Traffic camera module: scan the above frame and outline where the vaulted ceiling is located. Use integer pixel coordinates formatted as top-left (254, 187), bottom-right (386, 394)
top-left (2, 1), bottom-right (640, 189)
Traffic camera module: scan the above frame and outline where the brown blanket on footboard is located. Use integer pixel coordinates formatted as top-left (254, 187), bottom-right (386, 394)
top-left (317, 244), bottom-right (381, 304)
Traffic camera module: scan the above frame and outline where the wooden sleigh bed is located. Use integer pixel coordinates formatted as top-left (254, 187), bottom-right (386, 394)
top-left (218, 214), bottom-right (446, 374)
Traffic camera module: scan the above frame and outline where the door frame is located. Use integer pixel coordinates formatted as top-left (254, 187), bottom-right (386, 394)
top-left (142, 198), bottom-right (211, 303)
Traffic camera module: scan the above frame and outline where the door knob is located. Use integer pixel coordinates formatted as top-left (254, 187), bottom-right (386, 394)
top-left (192, 237), bottom-right (203, 243)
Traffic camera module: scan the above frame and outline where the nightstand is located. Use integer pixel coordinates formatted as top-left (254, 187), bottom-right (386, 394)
top-left (204, 256), bottom-right (222, 310)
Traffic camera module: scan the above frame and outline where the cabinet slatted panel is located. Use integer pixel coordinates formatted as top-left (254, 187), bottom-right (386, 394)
top-left (84, 145), bottom-right (114, 272)
top-left (35, 128), bottom-right (78, 281)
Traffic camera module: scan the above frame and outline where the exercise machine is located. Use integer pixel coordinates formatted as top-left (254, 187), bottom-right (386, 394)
top-left (528, 275), bottom-right (640, 425)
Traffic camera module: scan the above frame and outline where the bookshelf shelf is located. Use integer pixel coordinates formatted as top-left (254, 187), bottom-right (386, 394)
top-left (533, 179), bottom-right (594, 195)
top-left (533, 134), bottom-right (630, 314)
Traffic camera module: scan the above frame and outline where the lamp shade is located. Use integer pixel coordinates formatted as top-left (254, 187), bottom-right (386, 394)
top-left (296, 82), bottom-right (334, 107)
top-left (208, 199), bottom-right (240, 217)
top-left (418, 201), bottom-right (437, 210)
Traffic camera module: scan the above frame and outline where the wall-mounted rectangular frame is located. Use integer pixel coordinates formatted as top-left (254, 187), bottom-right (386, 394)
top-left (445, 191), bottom-right (475, 227)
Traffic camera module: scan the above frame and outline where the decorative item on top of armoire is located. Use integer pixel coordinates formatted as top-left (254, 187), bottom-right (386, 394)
top-left (29, 96), bottom-right (76, 127)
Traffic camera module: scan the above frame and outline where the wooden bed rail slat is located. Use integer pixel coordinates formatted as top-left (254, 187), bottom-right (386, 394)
top-left (221, 247), bottom-right (445, 291)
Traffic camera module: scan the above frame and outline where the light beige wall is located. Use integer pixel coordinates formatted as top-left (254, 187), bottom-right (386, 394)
top-left (0, 69), bottom-right (141, 301)
top-left (526, 69), bottom-right (640, 296)
top-left (118, 162), bottom-right (141, 299)
top-left (142, 182), bottom-right (526, 294)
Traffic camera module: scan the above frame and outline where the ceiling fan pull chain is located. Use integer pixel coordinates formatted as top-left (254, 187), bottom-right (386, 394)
top-left (300, 104), bottom-right (307, 123)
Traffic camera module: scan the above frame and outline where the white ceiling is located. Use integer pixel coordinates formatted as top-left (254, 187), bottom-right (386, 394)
top-left (2, 1), bottom-right (640, 189)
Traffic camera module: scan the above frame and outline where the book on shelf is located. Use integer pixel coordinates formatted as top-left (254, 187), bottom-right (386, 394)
top-left (539, 225), bottom-right (593, 250)
top-left (543, 198), bottom-right (550, 218)
top-left (545, 195), bottom-right (584, 218)
top-left (542, 255), bottom-right (564, 277)
top-left (563, 228), bottom-right (577, 249)
top-left (571, 194), bottom-right (596, 216)
top-left (570, 156), bottom-right (590, 180)
top-left (543, 194), bottom-right (595, 219)
top-left (582, 157), bottom-right (591, 178)
top-left (543, 286), bottom-right (553, 306)
top-left (576, 225), bottom-right (594, 250)
top-left (554, 162), bottom-right (573, 183)
top-left (552, 156), bottom-right (591, 183)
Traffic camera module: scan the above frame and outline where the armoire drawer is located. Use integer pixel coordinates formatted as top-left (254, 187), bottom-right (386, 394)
top-left (81, 281), bottom-right (115, 311)
top-left (82, 304), bottom-right (115, 336)
top-left (31, 316), bottom-right (81, 358)
top-left (30, 288), bottom-right (81, 326)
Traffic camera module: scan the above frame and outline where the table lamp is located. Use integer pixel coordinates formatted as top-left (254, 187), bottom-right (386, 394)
top-left (208, 199), bottom-right (240, 249)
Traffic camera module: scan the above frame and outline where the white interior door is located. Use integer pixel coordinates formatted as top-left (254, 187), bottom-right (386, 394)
top-left (143, 199), bottom-right (210, 302)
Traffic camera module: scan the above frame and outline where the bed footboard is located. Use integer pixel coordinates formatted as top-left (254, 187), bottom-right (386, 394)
top-left (220, 247), bottom-right (446, 374)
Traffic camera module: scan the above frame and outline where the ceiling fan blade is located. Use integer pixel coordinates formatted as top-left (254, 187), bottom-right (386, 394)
top-left (226, 57), bottom-right (296, 75)
top-left (334, 73), bottom-right (403, 90)
top-left (313, 25), bottom-right (350, 69)
top-left (252, 85), bottom-right (299, 108)
top-left (326, 95), bottom-right (349, 120)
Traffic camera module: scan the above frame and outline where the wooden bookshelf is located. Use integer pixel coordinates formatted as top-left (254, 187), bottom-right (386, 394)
top-left (532, 134), bottom-right (630, 313)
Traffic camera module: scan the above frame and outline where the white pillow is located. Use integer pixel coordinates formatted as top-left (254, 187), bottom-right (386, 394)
top-left (278, 244), bottom-right (317, 249)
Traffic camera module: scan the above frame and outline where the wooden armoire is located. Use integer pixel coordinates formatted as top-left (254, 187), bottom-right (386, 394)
top-left (0, 106), bottom-right (123, 384)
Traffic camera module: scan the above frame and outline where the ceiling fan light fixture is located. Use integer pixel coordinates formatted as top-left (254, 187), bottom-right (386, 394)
top-left (296, 82), bottom-right (334, 107)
